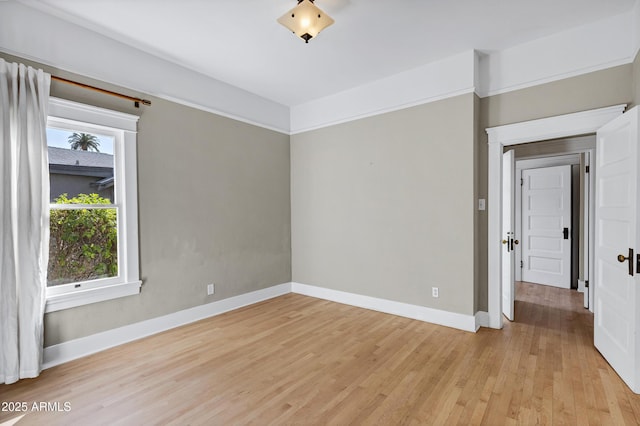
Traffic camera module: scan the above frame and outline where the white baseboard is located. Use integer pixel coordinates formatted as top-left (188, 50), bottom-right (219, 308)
top-left (44, 281), bottom-right (488, 369)
top-left (43, 282), bottom-right (292, 369)
top-left (291, 282), bottom-right (479, 333)
top-left (577, 279), bottom-right (585, 293)
top-left (475, 311), bottom-right (490, 329)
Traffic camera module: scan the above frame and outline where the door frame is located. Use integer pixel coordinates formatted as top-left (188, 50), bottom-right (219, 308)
top-left (486, 104), bottom-right (626, 329)
top-left (515, 152), bottom-right (594, 310)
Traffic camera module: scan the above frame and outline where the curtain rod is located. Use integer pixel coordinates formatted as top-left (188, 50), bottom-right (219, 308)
top-left (51, 75), bottom-right (151, 108)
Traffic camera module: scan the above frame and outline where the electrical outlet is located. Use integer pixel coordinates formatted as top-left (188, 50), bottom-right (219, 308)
top-left (432, 287), bottom-right (439, 298)
top-left (207, 283), bottom-right (215, 295)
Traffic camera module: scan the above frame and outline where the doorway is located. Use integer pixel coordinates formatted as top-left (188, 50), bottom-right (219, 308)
top-left (489, 105), bottom-right (640, 394)
top-left (508, 139), bottom-right (595, 316)
top-left (486, 104), bottom-right (626, 329)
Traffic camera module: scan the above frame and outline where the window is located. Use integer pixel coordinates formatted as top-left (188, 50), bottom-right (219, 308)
top-left (45, 98), bottom-right (141, 313)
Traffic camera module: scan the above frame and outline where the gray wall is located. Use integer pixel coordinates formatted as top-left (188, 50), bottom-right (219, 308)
top-left (1, 52), bottom-right (292, 347)
top-left (291, 94), bottom-right (476, 315)
top-left (292, 61), bottom-right (633, 317)
top-left (475, 63), bottom-right (634, 311)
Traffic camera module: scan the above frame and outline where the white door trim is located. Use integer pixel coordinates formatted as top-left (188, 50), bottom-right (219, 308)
top-left (517, 154), bottom-right (581, 170)
top-left (486, 104), bottom-right (626, 329)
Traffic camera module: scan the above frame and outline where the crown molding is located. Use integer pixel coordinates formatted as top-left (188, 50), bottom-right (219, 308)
top-left (290, 51), bottom-right (477, 134)
top-left (1, 1), bottom-right (290, 134)
top-left (290, 6), bottom-right (637, 134)
top-left (2, 1), bottom-right (638, 135)
top-left (477, 11), bottom-right (636, 98)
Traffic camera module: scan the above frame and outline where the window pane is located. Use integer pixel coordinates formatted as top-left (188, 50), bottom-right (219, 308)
top-left (47, 128), bottom-right (115, 204)
top-left (48, 208), bottom-right (118, 286)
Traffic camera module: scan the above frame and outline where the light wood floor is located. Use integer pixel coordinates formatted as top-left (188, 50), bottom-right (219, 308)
top-left (2, 282), bottom-right (640, 425)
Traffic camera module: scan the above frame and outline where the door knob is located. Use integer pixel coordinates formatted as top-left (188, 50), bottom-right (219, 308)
top-left (618, 248), bottom-right (634, 276)
top-left (502, 240), bottom-right (508, 244)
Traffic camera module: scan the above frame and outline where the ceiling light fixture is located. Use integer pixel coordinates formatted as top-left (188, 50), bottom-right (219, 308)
top-left (277, 0), bottom-right (334, 44)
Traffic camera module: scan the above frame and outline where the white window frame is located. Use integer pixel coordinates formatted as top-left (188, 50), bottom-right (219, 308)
top-left (45, 98), bottom-right (141, 313)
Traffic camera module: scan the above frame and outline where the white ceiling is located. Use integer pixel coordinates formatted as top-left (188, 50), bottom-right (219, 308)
top-left (24, 0), bottom-right (638, 107)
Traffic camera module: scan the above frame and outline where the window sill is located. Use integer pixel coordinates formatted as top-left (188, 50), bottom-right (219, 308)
top-left (45, 281), bottom-right (142, 313)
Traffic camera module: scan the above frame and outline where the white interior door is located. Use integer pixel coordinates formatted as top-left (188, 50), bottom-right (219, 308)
top-left (594, 106), bottom-right (640, 394)
top-left (502, 150), bottom-right (516, 321)
top-left (522, 165), bottom-right (572, 288)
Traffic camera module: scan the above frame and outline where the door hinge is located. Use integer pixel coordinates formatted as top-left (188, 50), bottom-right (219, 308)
top-left (520, 260), bottom-right (523, 268)
top-left (585, 165), bottom-right (590, 173)
top-left (585, 280), bottom-right (589, 288)
top-left (521, 178), bottom-right (524, 186)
